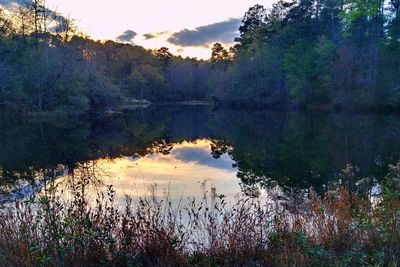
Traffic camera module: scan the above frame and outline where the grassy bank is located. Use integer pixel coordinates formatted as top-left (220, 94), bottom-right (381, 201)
top-left (0, 165), bottom-right (399, 267)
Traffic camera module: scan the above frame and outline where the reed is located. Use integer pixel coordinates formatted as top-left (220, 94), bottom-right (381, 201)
top-left (0, 164), bottom-right (399, 266)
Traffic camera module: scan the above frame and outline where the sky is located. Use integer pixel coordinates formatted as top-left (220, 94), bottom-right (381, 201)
top-left (38, 0), bottom-right (275, 58)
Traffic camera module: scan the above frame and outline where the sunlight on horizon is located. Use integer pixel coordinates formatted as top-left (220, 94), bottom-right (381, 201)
top-left (44, 0), bottom-right (275, 58)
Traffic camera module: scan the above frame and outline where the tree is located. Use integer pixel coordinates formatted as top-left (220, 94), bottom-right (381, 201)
top-left (340, 0), bottom-right (385, 87)
top-left (314, 36), bottom-right (337, 101)
top-left (0, 10), bottom-right (12, 36)
top-left (388, 0), bottom-right (400, 46)
top-left (234, 5), bottom-right (267, 51)
top-left (239, 5), bottom-right (267, 36)
top-left (284, 40), bottom-right (316, 105)
top-left (15, 4), bottom-right (34, 36)
top-left (128, 64), bottom-right (166, 100)
top-left (155, 47), bottom-right (172, 71)
top-left (55, 16), bottom-right (78, 42)
top-left (210, 43), bottom-right (229, 69)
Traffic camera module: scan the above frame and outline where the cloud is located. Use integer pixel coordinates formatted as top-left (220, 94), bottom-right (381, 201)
top-left (143, 31), bottom-right (169, 40)
top-left (116, 30), bottom-right (137, 43)
top-left (167, 18), bottom-right (241, 47)
top-left (1, 0), bottom-right (75, 35)
top-left (0, 0), bottom-right (17, 7)
top-left (0, 0), bottom-right (11, 7)
top-left (0, 0), bottom-right (30, 8)
top-left (143, 33), bottom-right (155, 40)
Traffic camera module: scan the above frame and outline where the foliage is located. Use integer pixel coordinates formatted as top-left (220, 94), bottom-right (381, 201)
top-left (2, 0), bottom-right (400, 112)
top-left (214, 0), bottom-right (400, 110)
top-left (0, 5), bottom-right (216, 115)
top-left (0, 164), bottom-right (399, 266)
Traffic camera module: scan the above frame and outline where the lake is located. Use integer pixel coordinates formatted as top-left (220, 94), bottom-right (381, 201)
top-left (1, 106), bottom-right (400, 204)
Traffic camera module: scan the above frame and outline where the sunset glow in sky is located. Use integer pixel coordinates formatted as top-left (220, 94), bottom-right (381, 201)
top-left (42, 0), bottom-right (274, 58)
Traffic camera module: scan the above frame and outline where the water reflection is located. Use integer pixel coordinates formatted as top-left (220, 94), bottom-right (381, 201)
top-left (1, 107), bottom-right (400, 203)
top-left (71, 140), bottom-right (240, 202)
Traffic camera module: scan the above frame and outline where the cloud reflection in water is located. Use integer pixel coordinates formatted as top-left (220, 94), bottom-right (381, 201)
top-left (59, 139), bottom-right (240, 205)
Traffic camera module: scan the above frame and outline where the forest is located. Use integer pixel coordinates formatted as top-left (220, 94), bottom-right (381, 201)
top-left (0, 0), bottom-right (400, 114)
top-left (2, 1), bottom-right (400, 265)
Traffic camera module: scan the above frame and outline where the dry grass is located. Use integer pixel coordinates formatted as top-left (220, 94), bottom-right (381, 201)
top-left (0, 164), bottom-right (399, 267)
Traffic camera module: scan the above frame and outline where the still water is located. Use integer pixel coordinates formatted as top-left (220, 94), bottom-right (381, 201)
top-left (1, 106), bottom-right (400, 203)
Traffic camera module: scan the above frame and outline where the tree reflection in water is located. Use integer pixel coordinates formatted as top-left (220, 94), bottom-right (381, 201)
top-left (1, 106), bottom-right (400, 203)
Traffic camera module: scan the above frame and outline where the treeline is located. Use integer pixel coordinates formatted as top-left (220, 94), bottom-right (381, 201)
top-left (1, 0), bottom-right (400, 114)
top-left (211, 0), bottom-right (400, 110)
top-left (0, 2), bottom-right (212, 115)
